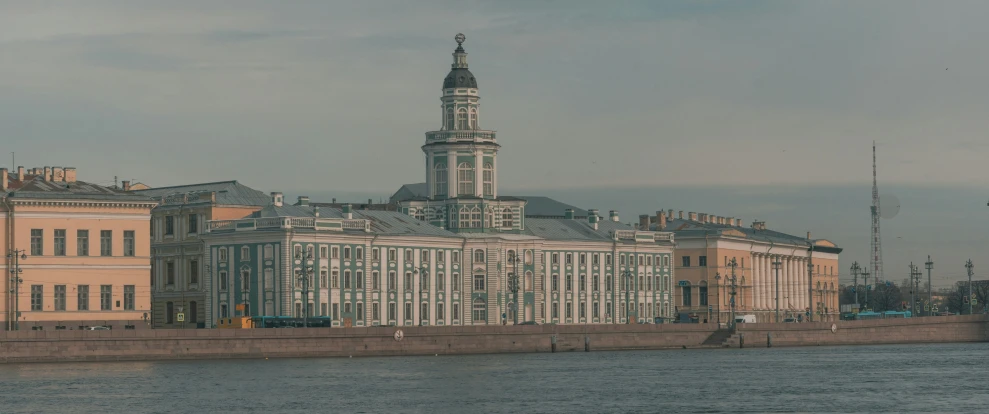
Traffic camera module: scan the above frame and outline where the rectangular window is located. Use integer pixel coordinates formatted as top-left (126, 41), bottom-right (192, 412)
top-left (321, 303), bottom-right (328, 316)
top-left (406, 249), bottom-right (414, 262)
top-left (222, 304), bottom-right (229, 318)
top-left (331, 246), bottom-right (339, 259)
top-left (31, 229), bottom-right (43, 256)
top-left (77, 285), bottom-right (89, 311)
top-left (166, 262), bottom-right (175, 285)
top-left (699, 286), bottom-right (708, 306)
top-left (566, 253), bottom-right (572, 265)
top-left (356, 303), bottom-right (363, 319)
top-left (219, 248), bottom-right (228, 262)
top-left (372, 271), bottom-right (380, 290)
top-left (389, 303), bottom-right (397, 320)
top-left (373, 303), bottom-right (380, 320)
top-left (683, 286), bottom-right (692, 306)
top-left (344, 302), bottom-right (352, 314)
top-left (320, 246), bottom-right (328, 259)
top-left (606, 275), bottom-right (613, 291)
top-left (188, 214), bottom-right (198, 234)
top-left (166, 302), bottom-right (174, 324)
top-left (592, 254), bottom-right (599, 266)
top-left (389, 249), bottom-right (397, 262)
top-left (124, 285), bottom-right (135, 310)
top-left (682, 256), bottom-right (690, 267)
top-left (437, 251), bottom-right (445, 263)
top-left (320, 270), bottom-right (328, 288)
top-left (219, 271), bottom-right (228, 291)
top-left (437, 303), bottom-right (445, 321)
top-left (333, 303), bottom-right (339, 320)
top-left (405, 272), bottom-right (413, 291)
top-left (54, 229), bottom-right (66, 256)
top-left (698, 256), bottom-right (707, 267)
top-left (593, 274), bottom-right (599, 292)
top-left (437, 273), bottom-right (445, 291)
top-left (566, 274), bottom-right (572, 292)
top-left (579, 254), bottom-right (586, 266)
top-left (241, 270), bottom-right (251, 291)
top-left (452, 251), bottom-right (460, 263)
top-left (124, 231), bottom-right (135, 256)
top-left (405, 303), bottom-right (412, 320)
top-left (344, 270), bottom-right (352, 289)
top-left (552, 253), bottom-right (559, 265)
top-left (606, 302), bottom-right (612, 317)
top-left (607, 254), bottom-right (613, 265)
top-left (100, 285), bottom-right (112, 310)
top-left (552, 274), bottom-right (559, 292)
top-left (54, 285), bottom-right (66, 311)
top-left (165, 216), bottom-right (174, 235)
top-left (579, 274), bottom-right (585, 290)
top-left (593, 302), bottom-right (600, 318)
top-left (388, 271), bottom-right (397, 291)
top-left (100, 230), bottom-right (112, 256)
top-left (356, 271), bottom-right (364, 289)
top-left (372, 248), bottom-right (381, 261)
top-left (452, 303), bottom-right (460, 320)
top-left (190, 260), bottom-right (199, 285)
top-left (77, 230), bottom-right (89, 256)
top-left (421, 249), bottom-right (429, 263)
top-left (579, 302), bottom-right (586, 318)
top-left (356, 246), bottom-right (364, 259)
top-left (552, 302), bottom-right (559, 319)
top-left (473, 274), bottom-right (485, 291)
top-left (332, 271), bottom-right (339, 288)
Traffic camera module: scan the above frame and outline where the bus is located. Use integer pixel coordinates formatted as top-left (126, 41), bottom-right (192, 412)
top-left (848, 310), bottom-right (912, 320)
top-left (251, 316), bottom-right (335, 328)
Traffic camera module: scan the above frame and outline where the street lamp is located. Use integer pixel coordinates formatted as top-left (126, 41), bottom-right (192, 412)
top-left (621, 269), bottom-right (633, 324)
top-left (722, 258), bottom-right (739, 328)
top-left (773, 257), bottom-right (782, 323)
top-left (507, 250), bottom-right (520, 325)
top-left (413, 266), bottom-right (429, 326)
top-left (295, 249), bottom-right (314, 328)
top-left (714, 273), bottom-right (721, 326)
top-left (7, 250), bottom-right (27, 331)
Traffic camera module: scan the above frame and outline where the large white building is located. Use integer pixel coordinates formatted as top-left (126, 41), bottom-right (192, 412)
top-left (199, 34), bottom-right (676, 328)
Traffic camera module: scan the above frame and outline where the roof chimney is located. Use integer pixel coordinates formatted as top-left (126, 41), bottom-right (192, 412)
top-left (609, 210), bottom-right (620, 222)
top-left (588, 209), bottom-right (599, 230)
top-left (667, 209), bottom-right (674, 221)
top-left (296, 196), bottom-right (309, 206)
top-left (689, 212), bottom-right (697, 221)
top-left (52, 167), bottom-right (63, 182)
top-left (752, 221), bottom-right (766, 231)
top-left (368, 198), bottom-right (373, 206)
top-left (44, 166), bottom-right (52, 181)
top-left (122, 180), bottom-right (131, 191)
top-left (271, 192), bottom-right (283, 207)
top-left (678, 211), bottom-right (684, 220)
top-left (698, 213), bottom-right (707, 223)
top-left (638, 214), bottom-right (649, 230)
top-left (314, 206), bottom-right (320, 218)
top-left (343, 204), bottom-right (353, 219)
top-left (565, 209), bottom-right (575, 220)
top-left (64, 167), bottom-right (76, 183)
top-left (17, 166), bottom-right (24, 181)
top-left (736, 218), bottom-right (742, 227)
top-left (1, 168), bottom-right (8, 191)
top-left (657, 210), bottom-right (667, 231)
top-left (806, 231), bottom-right (812, 240)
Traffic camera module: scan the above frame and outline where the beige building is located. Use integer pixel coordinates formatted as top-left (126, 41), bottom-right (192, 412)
top-left (642, 210), bottom-right (841, 323)
top-left (1, 166), bottom-right (156, 330)
top-left (132, 181), bottom-right (269, 328)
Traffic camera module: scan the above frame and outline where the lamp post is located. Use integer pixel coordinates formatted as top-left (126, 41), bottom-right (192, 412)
top-left (7, 249), bottom-right (27, 331)
top-left (714, 273), bottom-right (722, 326)
top-left (724, 257), bottom-right (739, 328)
top-left (621, 269), bottom-right (633, 324)
top-left (507, 251), bottom-right (520, 325)
top-left (925, 255), bottom-right (933, 317)
top-left (849, 262), bottom-right (861, 310)
top-left (295, 249), bottom-right (314, 328)
top-left (773, 257), bottom-right (782, 323)
top-left (413, 266), bottom-right (429, 326)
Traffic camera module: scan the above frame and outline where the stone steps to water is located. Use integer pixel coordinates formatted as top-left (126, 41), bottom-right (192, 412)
top-left (700, 329), bottom-right (734, 346)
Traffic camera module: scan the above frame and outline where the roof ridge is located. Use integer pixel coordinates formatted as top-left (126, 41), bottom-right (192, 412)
top-left (136, 180), bottom-right (241, 191)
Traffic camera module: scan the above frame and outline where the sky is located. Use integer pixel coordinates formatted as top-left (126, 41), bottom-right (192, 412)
top-left (2, 1), bottom-right (988, 285)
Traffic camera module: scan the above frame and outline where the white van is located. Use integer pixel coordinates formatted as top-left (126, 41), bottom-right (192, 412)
top-left (734, 314), bottom-right (757, 324)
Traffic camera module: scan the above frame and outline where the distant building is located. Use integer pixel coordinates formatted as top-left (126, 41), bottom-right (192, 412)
top-left (133, 180), bottom-right (269, 328)
top-left (1, 166), bottom-right (156, 330)
top-left (200, 35), bottom-right (676, 328)
top-left (641, 210), bottom-right (841, 323)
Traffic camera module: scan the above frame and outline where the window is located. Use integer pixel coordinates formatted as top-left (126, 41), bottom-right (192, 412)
top-left (53, 285), bottom-right (66, 311)
top-left (606, 302), bottom-right (612, 317)
top-left (566, 274), bottom-right (572, 292)
top-left (356, 303), bottom-right (364, 320)
top-left (579, 274), bottom-right (586, 289)
top-left (388, 271), bottom-right (397, 291)
top-left (372, 303), bottom-right (380, 320)
top-left (344, 247), bottom-right (351, 260)
top-left (593, 302), bottom-right (600, 318)
top-left (77, 285), bottom-right (89, 311)
top-left (420, 302), bottom-right (428, 321)
top-left (472, 298), bottom-right (486, 322)
top-left (437, 303), bottom-right (445, 321)
top-left (166, 302), bottom-right (174, 324)
top-left (357, 270), bottom-right (365, 288)
top-left (100, 230), bottom-right (113, 256)
top-left (332, 270), bottom-right (339, 288)
top-left (219, 248), bottom-right (228, 262)
top-left (593, 274), bottom-right (599, 292)
top-left (165, 216), bottom-right (174, 235)
top-left (474, 249), bottom-right (484, 263)
top-left (405, 303), bottom-right (412, 320)
top-left (452, 251), bottom-right (460, 263)
top-left (372, 248), bottom-right (381, 261)
top-left (470, 108), bottom-right (477, 128)
top-left (388, 249), bottom-right (397, 262)
top-left (30, 229), bottom-right (43, 255)
top-left (682, 256), bottom-right (690, 267)
top-left (332, 246), bottom-right (339, 259)
top-left (320, 270), bottom-right (328, 288)
top-left (54, 229), bottom-right (66, 256)
top-left (482, 163), bottom-right (494, 196)
top-left (620, 255), bottom-right (626, 266)
top-left (241, 270), bottom-right (250, 291)
top-left (100, 285), bottom-right (112, 310)
top-left (457, 162), bottom-right (474, 195)
top-left (434, 163), bottom-right (447, 197)
top-left (372, 271), bottom-right (380, 290)
top-left (452, 273), bottom-right (460, 291)
top-left (388, 303), bottom-right (397, 320)
top-left (319, 246), bottom-right (328, 259)
top-left (663, 256), bottom-right (670, 267)
top-left (190, 260), bottom-right (199, 285)
top-left (552, 302), bottom-right (559, 319)
top-left (566, 253), bottom-right (573, 265)
top-left (404, 249), bottom-right (413, 262)
top-left (579, 302), bottom-right (586, 319)
top-left (189, 302), bottom-right (197, 323)
top-left (699, 285), bottom-right (708, 306)
top-left (580, 254), bottom-right (586, 266)
top-left (264, 269), bottom-right (273, 289)
top-left (420, 250), bottom-right (429, 263)
top-left (219, 271), bottom-right (228, 291)
top-left (344, 270), bottom-right (352, 289)
top-left (606, 274), bottom-right (613, 291)
top-left (166, 262), bottom-right (175, 285)
top-left (552, 253), bottom-right (559, 265)
top-left (682, 286), bottom-right (692, 306)
top-left (421, 273), bottom-right (429, 291)
top-left (607, 254), bottom-right (613, 265)
top-left (306, 246), bottom-right (315, 260)
top-left (446, 107), bottom-right (454, 130)
top-left (699, 256), bottom-right (707, 267)
top-left (320, 303), bottom-right (328, 316)
top-left (525, 271), bottom-right (532, 291)
top-left (221, 304), bottom-right (229, 318)
top-left (437, 272), bottom-right (445, 291)
top-left (473, 274), bottom-right (485, 291)
top-left (124, 285), bottom-right (135, 310)
top-left (457, 108), bottom-right (469, 130)
top-left (123, 231), bottom-right (135, 257)
top-left (356, 247), bottom-right (364, 260)
top-left (404, 271), bottom-right (413, 291)
top-left (188, 214), bottom-right (198, 234)
top-left (333, 304), bottom-right (340, 320)
top-left (452, 303), bottom-right (460, 320)
top-left (647, 256), bottom-right (653, 266)
top-left (552, 274), bottom-right (559, 292)
top-left (592, 254), bottom-right (599, 266)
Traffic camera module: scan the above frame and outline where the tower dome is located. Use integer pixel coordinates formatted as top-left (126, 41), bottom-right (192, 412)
top-left (443, 33), bottom-right (478, 89)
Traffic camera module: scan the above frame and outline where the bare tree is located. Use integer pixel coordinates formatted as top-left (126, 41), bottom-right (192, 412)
top-left (869, 281), bottom-right (903, 312)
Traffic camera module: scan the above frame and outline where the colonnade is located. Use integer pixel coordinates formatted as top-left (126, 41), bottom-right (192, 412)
top-left (749, 254), bottom-right (810, 312)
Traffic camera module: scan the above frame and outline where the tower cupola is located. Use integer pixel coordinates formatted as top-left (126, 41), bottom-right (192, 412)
top-left (443, 33), bottom-right (478, 89)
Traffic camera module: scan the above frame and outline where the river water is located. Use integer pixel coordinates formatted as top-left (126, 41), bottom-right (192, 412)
top-left (1, 343), bottom-right (987, 413)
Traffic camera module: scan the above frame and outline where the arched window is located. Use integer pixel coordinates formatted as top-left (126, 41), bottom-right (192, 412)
top-left (470, 206), bottom-right (482, 228)
top-left (459, 206), bottom-right (471, 228)
top-left (457, 108), bottom-right (469, 130)
top-left (470, 109), bottom-right (477, 129)
top-left (472, 298), bottom-right (487, 323)
top-left (474, 249), bottom-right (485, 263)
top-left (446, 107), bottom-right (454, 130)
top-left (457, 162), bottom-right (474, 195)
top-left (482, 163), bottom-right (493, 195)
top-left (413, 208), bottom-right (425, 221)
top-left (525, 271), bottom-right (533, 291)
top-left (434, 163), bottom-right (447, 196)
top-left (501, 207), bottom-right (513, 228)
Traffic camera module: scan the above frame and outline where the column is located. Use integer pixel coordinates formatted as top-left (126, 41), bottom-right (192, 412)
top-left (762, 255), bottom-right (770, 310)
top-left (785, 257), bottom-right (793, 309)
top-left (756, 254), bottom-right (764, 310)
top-left (474, 151), bottom-right (483, 197)
top-left (448, 151), bottom-right (458, 197)
top-left (800, 259), bottom-right (807, 312)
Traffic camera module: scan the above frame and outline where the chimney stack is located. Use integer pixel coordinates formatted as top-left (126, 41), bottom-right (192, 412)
top-left (667, 209), bottom-right (674, 221)
top-left (698, 213), bottom-right (707, 223)
top-left (565, 209), bottom-right (576, 220)
top-left (271, 192), bottom-right (283, 207)
top-left (609, 210), bottom-right (619, 222)
top-left (17, 166), bottom-right (24, 181)
top-left (343, 204), bottom-right (353, 219)
top-left (689, 212), bottom-right (697, 221)
top-left (807, 231), bottom-right (812, 240)
top-left (657, 210), bottom-right (667, 230)
top-left (296, 196), bottom-right (309, 206)
top-left (678, 211), bottom-right (684, 220)
top-left (314, 207), bottom-right (320, 218)
top-left (368, 198), bottom-right (373, 206)
top-left (638, 214), bottom-right (649, 230)
top-left (44, 166), bottom-right (52, 181)
top-left (1, 168), bottom-right (8, 191)
top-left (588, 209), bottom-right (599, 230)
top-left (122, 180), bottom-right (131, 191)
top-left (64, 167), bottom-right (76, 182)
top-left (736, 218), bottom-right (742, 227)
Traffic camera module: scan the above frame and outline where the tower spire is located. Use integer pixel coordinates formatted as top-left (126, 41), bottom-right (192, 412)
top-left (870, 141), bottom-right (884, 284)
top-left (452, 33), bottom-right (468, 69)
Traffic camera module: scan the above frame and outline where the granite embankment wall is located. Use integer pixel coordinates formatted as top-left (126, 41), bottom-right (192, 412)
top-left (1, 315), bottom-right (985, 363)
top-left (0, 323), bottom-right (719, 363)
top-left (733, 314), bottom-right (988, 348)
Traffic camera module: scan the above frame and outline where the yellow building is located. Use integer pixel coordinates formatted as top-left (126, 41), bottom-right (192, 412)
top-left (1, 166), bottom-right (157, 330)
top-left (641, 210), bottom-right (841, 323)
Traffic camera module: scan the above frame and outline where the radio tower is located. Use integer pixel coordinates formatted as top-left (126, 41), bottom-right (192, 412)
top-left (870, 141), bottom-right (884, 283)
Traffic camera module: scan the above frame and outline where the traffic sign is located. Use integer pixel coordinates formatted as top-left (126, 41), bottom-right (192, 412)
top-left (176, 313), bottom-right (185, 322)
top-left (924, 305), bottom-right (929, 312)
top-left (933, 305), bottom-right (939, 313)
top-left (973, 297), bottom-right (978, 305)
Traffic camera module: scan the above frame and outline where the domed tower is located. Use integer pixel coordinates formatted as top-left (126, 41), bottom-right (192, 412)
top-left (401, 34), bottom-right (525, 233)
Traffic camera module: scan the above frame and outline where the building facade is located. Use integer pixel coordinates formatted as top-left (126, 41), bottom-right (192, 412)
top-left (642, 210), bottom-right (841, 323)
top-left (133, 181), bottom-right (269, 328)
top-left (1, 166), bottom-right (156, 330)
top-left (199, 35), bottom-right (676, 328)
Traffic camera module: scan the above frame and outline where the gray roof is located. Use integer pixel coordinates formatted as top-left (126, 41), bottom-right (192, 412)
top-left (660, 218), bottom-right (841, 251)
top-left (133, 180), bottom-right (270, 206)
top-left (514, 196), bottom-right (587, 218)
top-left (245, 204), bottom-right (456, 237)
top-left (390, 183), bottom-right (429, 204)
top-left (6, 177), bottom-right (154, 202)
top-left (524, 218), bottom-right (633, 241)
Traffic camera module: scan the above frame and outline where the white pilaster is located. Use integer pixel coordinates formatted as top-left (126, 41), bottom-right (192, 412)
top-left (474, 151), bottom-right (483, 197)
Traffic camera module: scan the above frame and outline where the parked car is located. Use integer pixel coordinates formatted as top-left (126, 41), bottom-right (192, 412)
top-left (87, 326), bottom-right (111, 331)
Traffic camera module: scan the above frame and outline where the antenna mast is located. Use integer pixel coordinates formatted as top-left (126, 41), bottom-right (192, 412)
top-left (870, 141), bottom-right (884, 283)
